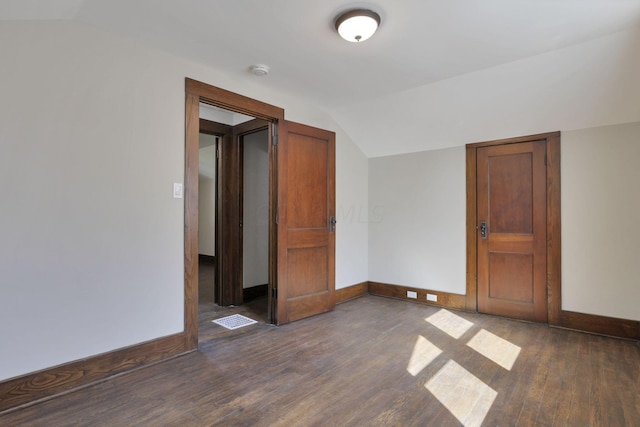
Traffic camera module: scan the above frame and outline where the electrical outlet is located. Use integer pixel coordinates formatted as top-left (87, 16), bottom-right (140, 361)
top-left (407, 291), bottom-right (417, 299)
top-left (426, 293), bottom-right (438, 302)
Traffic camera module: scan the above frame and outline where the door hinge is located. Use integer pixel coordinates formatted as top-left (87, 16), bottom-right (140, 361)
top-left (272, 126), bottom-right (278, 146)
top-left (272, 287), bottom-right (277, 298)
top-left (216, 147), bottom-right (220, 158)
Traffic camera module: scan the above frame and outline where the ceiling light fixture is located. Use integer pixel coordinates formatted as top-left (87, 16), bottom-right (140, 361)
top-left (335, 9), bottom-right (381, 43)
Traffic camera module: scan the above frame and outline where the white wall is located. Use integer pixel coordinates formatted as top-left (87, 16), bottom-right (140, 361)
top-left (334, 124), bottom-right (369, 289)
top-left (243, 130), bottom-right (269, 288)
top-left (562, 122), bottom-right (640, 321)
top-left (198, 135), bottom-right (216, 256)
top-left (368, 147), bottom-right (466, 294)
top-left (0, 20), bottom-right (369, 381)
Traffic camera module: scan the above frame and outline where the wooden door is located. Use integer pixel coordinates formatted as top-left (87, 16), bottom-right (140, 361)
top-left (275, 121), bottom-right (336, 325)
top-left (216, 119), bottom-right (270, 307)
top-left (477, 140), bottom-right (547, 322)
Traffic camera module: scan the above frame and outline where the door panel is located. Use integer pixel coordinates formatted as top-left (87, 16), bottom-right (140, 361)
top-left (276, 121), bottom-right (335, 325)
top-left (488, 153), bottom-right (533, 234)
top-left (488, 253), bottom-right (533, 303)
top-left (477, 141), bottom-right (547, 322)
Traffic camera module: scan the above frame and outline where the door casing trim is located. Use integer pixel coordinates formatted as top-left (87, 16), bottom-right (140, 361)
top-left (185, 78), bottom-right (284, 349)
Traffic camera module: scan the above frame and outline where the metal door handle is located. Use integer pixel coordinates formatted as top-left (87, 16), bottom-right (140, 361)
top-left (480, 221), bottom-right (487, 239)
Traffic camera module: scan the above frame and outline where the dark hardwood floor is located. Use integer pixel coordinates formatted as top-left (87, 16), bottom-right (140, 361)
top-left (1, 295), bottom-right (638, 426)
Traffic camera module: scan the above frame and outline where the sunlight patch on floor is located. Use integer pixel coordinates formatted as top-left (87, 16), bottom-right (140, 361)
top-left (425, 309), bottom-right (474, 339)
top-left (407, 335), bottom-right (443, 376)
top-left (466, 329), bottom-right (521, 371)
top-left (426, 360), bottom-right (497, 427)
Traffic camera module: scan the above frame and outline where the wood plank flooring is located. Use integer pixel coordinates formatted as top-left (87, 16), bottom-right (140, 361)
top-left (1, 295), bottom-right (638, 426)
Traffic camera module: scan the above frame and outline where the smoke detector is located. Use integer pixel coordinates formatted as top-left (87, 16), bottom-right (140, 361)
top-left (250, 64), bottom-right (270, 76)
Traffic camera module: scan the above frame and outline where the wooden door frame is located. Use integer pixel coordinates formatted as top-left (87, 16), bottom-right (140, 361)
top-left (185, 78), bottom-right (284, 350)
top-left (465, 131), bottom-right (561, 325)
top-left (199, 119), bottom-right (231, 306)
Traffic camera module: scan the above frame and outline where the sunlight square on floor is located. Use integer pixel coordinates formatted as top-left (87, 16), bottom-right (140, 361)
top-left (407, 335), bottom-right (443, 376)
top-left (426, 360), bottom-right (497, 427)
top-left (466, 329), bottom-right (521, 371)
top-left (425, 309), bottom-right (474, 339)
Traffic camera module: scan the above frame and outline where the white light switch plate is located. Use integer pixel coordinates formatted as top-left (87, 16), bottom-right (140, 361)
top-left (173, 183), bottom-right (183, 198)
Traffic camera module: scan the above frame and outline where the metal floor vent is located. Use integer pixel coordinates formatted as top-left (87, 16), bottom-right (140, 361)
top-left (212, 314), bottom-right (258, 330)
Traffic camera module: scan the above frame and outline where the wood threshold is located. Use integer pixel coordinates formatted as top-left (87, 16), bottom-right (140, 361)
top-left (0, 334), bottom-right (187, 413)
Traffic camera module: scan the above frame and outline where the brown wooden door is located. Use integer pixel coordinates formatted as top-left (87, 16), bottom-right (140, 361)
top-left (477, 140), bottom-right (547, 322)
top-left (275, 120), bottom-right (336, 325)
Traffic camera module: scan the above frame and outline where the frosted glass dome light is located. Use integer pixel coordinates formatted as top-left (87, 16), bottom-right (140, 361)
top-left (335, 9), bottom-right (381, 43)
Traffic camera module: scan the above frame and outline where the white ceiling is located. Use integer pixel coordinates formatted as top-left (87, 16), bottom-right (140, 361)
top-left (3, 0), bottom-right (640, 156)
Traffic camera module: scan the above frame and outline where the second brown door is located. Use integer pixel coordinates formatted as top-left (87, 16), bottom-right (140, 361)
top-left (275, 120), bottom-right (336, 325)
top-left (477, 140), bottom-right (547, 322)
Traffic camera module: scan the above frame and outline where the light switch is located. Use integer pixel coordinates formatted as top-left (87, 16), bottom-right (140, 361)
top-left (173, 183), bottom-right (183, 198)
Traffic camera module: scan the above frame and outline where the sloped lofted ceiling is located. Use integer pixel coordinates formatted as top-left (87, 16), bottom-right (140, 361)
top-left (2, 0), bottom-right (640, 156)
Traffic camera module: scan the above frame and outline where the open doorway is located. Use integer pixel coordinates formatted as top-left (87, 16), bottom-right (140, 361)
top-left (197, 104), bottom-right (270, 341)
top-left (185, 78), bottom-right (336, 350)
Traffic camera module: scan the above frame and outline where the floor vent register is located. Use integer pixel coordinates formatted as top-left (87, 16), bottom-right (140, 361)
top-left (212, 314), bottom-right (258, 330)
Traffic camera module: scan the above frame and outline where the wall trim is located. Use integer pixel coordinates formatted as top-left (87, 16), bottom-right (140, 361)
top-left (367, 282), bottom-right (638, 340)
top-left (0, 333), bottom-right (188, 413)
top-left (336, 282), bottom-right (369, 303)
top-left (556, 311), bottom-right (640, 340)
top-left (368, 282), bottom-right (467, 310)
